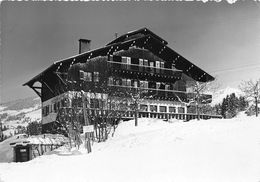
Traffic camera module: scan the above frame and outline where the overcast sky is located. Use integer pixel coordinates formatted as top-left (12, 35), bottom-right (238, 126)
top-left (1, 1), bottom-right (260, 103)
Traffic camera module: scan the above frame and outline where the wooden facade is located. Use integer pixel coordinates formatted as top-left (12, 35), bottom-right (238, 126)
top-left (23, 28), bottom-right (220, 133)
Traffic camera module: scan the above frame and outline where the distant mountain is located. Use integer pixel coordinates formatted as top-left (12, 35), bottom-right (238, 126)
top-left (211, 87), bottom-right (243, 106)
top-left (0, 96), bottom-right (41, 138)
top-left (0, 96), bottom-right (40, 111)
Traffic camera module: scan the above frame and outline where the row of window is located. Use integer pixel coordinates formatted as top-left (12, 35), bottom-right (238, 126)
top-left (42, 98), bottom-right (185, 117)
top-left (140, 104), bottom-right (185, 113)
top-left (78, 72), bottom-right (185, 91)
top-left (108, 77), bottom-right (184, 91)
top-left (79, 71), bottom-right (100, 82)
top-left (42, 98), bottom-right (69, 117)
top-left (110, 55), bottom-right (170, 69)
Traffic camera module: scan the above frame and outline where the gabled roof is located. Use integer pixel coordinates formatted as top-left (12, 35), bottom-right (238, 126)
top-left (106, 28), bottom-right (168, 46)
top-left (24, 28), bottom-right (214, 87)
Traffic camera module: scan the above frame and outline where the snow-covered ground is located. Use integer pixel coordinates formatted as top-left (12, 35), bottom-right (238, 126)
top-left (0, 97), bottom-right (41, 138)
top-left (1, 114), bottom-right (260, 182)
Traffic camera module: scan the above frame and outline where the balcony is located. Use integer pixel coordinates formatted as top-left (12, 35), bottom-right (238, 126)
top-left (107, 84), bottom-right (188, 102)
top-left (107, 61), bottom-right (182, 79)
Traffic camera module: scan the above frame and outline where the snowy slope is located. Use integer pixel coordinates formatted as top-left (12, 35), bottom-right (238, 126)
top-left (0, 97), bottom-right (41, 137)
top-left (1, 115), bottom-right (260, 182)
top-left (211, 87), bottom-right (243, 106)
top-left (0, 137), bottom-right (14, 163)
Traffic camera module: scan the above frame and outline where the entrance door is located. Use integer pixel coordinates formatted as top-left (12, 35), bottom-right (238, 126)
top-left (15, 146), bottom-right (30, 162)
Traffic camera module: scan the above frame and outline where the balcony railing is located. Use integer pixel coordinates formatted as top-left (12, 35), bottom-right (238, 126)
top-left (107, 61), bottom-right (182, 76)
top-left (80, 108), bottom-right (222, 121)
top-left (107, 84), bottom-right (188, 101)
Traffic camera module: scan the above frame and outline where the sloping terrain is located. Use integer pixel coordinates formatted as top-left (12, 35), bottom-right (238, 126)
top-left (0, 114), bottom-right (260, 182)
top-left (0, 97), bottom-right (41, 137)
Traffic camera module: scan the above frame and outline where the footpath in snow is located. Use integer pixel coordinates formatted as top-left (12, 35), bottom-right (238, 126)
top-left (0, 114), bottom-right (260, 182)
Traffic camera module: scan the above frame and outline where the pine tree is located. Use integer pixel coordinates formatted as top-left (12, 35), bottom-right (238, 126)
top-left (229, 93), bottom-right (239, 118)
top-left (26, 122), bottom-right (42, 136)
top-left (238, 96), bottom-right (248, 111)
top-left (221, 97), bottom-right (228, 118)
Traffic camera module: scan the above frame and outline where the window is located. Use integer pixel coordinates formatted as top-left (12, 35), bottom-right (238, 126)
top-left (111, 102), bottom-right (116, 110)
top-left (108, 77), bottom-right (113, 85)
top-left (100, 100), bottom-right (106, 109)
top-left (57, 102), bottom-right (60, 109)
top-left (156, 82), bottom-right (160, 90)
top-left (150, 61), bottom-right (154, 73)
top-left (159, 106), bottom-right (167, 113)
top-left (156, 61), bottom-right (160, 73)
top-left (139, 59), bottom-right (143, 71)
top-left (134, 81), bottom-right (138, 88)
top-left (115, 78), bottom-right (121, 86)
top-left (90, 99), bottom-right (99, 108)
top-left (156, 61), bottom-right (160, 68)
top-left (127, 57), bottom-right (131, 64)
top-left (122, 56), bottom-right (127, 64)
top-left (93, 72), bottom-right (99, 82)
top-left (85, 72), bottom-right (92, 82)
top-left (42, 107), bottom-right (46, 116)
top-left (144, 59), bottom-right (148, 66)
top-left (122, 56), bottom-right (127, 69)
top-left (79, 70), bottom-right (85, 80)
top-left (140, 105), bottom-right (148, 112)
top-left (109, 55), bottom-right (113, 62)
top-left (122, 78), bottom-right (127, 86)
top-left (178, 107), bottom-right (185, 113)
top-left (172, 63), bottom-right (176, 70)
top-left (127, 79), bottom-right (131, 87)
top-left (139, 59), bottom-right (143, 66)
top-left (127, 57), bottom-right (131, 69)
top-left (144, 81), bottom-right (148, 89)
top-left (140, 81), bottom-right (144, 88)
top-left (46, 105), bottom-right (49, 115)
top-left (54, 103), bottom-right (57, 113)
top-left (150, 105), bottom-right (157, 112)
top-left (50, 104), bottom-right (53, 113)
top-left (186, 87), bottom-right (193, 93)
top-left (169, 106), bottom-right (176, 113)
top-left (160, 62), bottom-right (164, 68)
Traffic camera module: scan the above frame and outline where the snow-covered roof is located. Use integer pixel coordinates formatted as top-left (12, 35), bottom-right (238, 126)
top-left (9, 134), bottom-right (69, 147)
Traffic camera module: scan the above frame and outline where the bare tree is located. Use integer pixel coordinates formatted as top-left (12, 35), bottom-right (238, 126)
top-left (129, 87), bottom-right (144, 127)
top-left (239, 79), bottom-right (260, 117)
top-left (126, 81), bottom-right (156, 127)
top-left (175, 80), bottom-right (219, 120)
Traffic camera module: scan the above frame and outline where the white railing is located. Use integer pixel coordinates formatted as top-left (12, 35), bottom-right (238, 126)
top-left (107, 61), bottom-right (182, 73)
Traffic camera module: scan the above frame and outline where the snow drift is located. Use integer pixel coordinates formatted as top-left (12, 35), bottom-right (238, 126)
top-left (0, 114), bottom-right (260, 182)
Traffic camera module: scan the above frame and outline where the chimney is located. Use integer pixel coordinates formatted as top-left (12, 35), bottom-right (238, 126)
top-left (78, 39), bottom-right (91, 54)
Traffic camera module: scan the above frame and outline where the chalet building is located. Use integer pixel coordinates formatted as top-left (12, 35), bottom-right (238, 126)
top-left (24, 28), bottom-right (220, 133)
